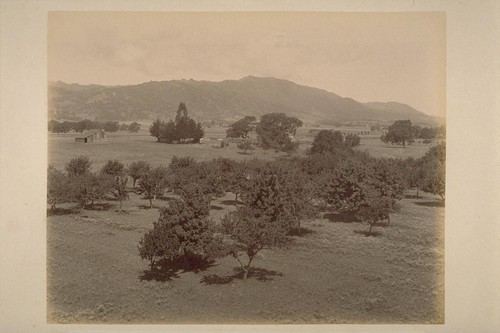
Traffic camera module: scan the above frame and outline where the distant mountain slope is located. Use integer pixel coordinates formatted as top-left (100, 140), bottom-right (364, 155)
top-left (48, 76), bottom-right (438, 125)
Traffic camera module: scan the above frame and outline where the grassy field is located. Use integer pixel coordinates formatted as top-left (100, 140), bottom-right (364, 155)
top-left (48, 127), bottom-right (436, 170)
top-left (47, 191), bottom-right (443, 324)
top-left (47, 128), bottom-right (444, 323)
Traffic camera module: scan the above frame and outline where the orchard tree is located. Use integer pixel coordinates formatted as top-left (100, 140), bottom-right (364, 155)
top-left (320, 160), bottom-right (367, 216)
top-left (65, 155), bottom-right (92, 177)
top-left (127, 160), bottom-right (151, 188)
top-left (68, 172), bottom-right (114, 211)
top-left (213, 158), bottom-right (249, 204)
top-left (100, 159), bottom-right (129, 212)
top-left (226, 116), bottom-right (256, 138)
top-left (100, 159), bottom-right (125, 178)
top-left (420, 142), bottom-right (446, 201)
top-left (256, 113), bottom-right (303, 151)
top-left (382, 120), bottom-right (414, 148)
top-left (47, 165), bottom-right (70, 213)
top-left (137, 166), bottom-right (170, 208)
top-left (242, 161), bottom-right (316, 232)
top-left (221, 206), bottom-right (290, 280)
top-left (356, 194), bottom-right (395, 235)
top-left (138, 197), bottom-right (225, 269)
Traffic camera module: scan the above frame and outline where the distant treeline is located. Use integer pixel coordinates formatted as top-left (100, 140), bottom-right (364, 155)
top-left (48, 119), bottom-right (141, 134)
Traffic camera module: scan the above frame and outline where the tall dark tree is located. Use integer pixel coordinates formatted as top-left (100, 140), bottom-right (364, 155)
top-left (149, 118), bottom-right (163, 142)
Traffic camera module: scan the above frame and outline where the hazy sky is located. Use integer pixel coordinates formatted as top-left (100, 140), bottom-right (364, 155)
top-left (48, 11), bottom-right (445, 116)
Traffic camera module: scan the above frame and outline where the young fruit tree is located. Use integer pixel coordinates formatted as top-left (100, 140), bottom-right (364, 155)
top-left (47, 165), bottom-right (70, 213)
top-left (127, 160), bottom-right (152, 188)
top-left (221, 206), bottom-right (290, 280)
top-left (356, 194), bottom-right (395, 235)
top-left (136, 166), bottom-right (169, 208)
top-left (138, 197), bottom-right (226, 270)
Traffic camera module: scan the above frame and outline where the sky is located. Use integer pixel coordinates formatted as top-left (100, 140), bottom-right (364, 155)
top-left (48, 11), bottom-right (445, 117)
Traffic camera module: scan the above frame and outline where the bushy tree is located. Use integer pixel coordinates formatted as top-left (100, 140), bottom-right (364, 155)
top-left (137, 166), bottom-right (170, 208)
top-left (356, 194), bottom-right (395, 235)
top-left (103, 121), bottom-right (120, 133)
top-left (149, 118), bottom-right (163, 142)
top-left (242, 161), bottom-right (316, 232)
top-left (138, 197), bottom-right (225, 269)
top-left (47, 165), bottom-right (70, 212)
top-left (171, 160), bottom-right (225, 210)
top-left (68, 172), bottom-right (115, 211)
top-left (100, 159), bottom-right (125, 177)
top-left (128, 122), bottom-right (141, 133)
top-left (344, 133), bottom-right (361, 148)
top-left (127, 160), bottom-right (151, 188)
top-left (101, 159), bottom-right (129, 211)
top-left (65, 156), bottom-right (91, 177)
top-left (320, 160), bottom-right (367, 215)
top-left (310, 130), bottom-right (344, 154)
top-left (226, 116), bottom-right (256, 138)
top-left (213, 158), bottom-right (249, 204)
top-left (221, 206), bottom-right (290, 280)
top-left (256, 113), bottom-right (303, 151)
top-left (119, 123), bottom-right (129, 131)
top-left (382, 120), bottom-right (414, 148)
top-left (237, 140), bottom-right (254, 154)
top-left (420, 142), bottom-right (446, 201)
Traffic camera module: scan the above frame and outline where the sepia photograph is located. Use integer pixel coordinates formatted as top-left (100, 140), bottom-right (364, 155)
top-left (45, 11), bottom-right (446, 324)
top-left (2, 1), bottom-right (500, 331)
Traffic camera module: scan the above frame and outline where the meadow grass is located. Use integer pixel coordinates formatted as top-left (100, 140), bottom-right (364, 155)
top-left (47, 191), bottom-right (443, 324)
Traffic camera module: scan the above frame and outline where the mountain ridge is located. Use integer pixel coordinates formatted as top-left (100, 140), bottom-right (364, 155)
top-left (48, 76), bottom-right (439, 125)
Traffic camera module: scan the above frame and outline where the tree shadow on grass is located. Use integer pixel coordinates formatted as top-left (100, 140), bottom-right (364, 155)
top-left (137, 204), bottom-right (159, 210)
top-left (200, 267), bottom-right (283, 285)
top-left (84, 202), bottom-right (114, 211)
top-left (354, 229), bottom-right (383, 237)
top-left (47, 207), bottom-right (76, 216)
top-left (405, 194), bottom-right (422, 199)
top-left (140, 254), bottom-right (216, 282)
top-left (209, 205), bottom-right (224, 211)
top-left (221, 199), bottom-right (241, 206)
top-left (288, 227), bottom-right (315, 236)
top-left (323, 212), bottom-right (358, 223)
top-left (414, 201), bottom-right (444, 207)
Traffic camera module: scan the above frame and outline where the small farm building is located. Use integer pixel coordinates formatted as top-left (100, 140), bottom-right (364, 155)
top-left (75, 129), bottom-right (107, 143)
